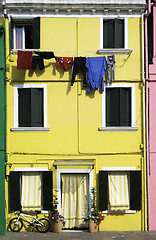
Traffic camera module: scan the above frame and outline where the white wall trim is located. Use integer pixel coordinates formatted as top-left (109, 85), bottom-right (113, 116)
top-left (14, 167), bottom-right (48, 171)
top-left (13, 84), bottom-right (48, 128)
top-left (102, 167), bottom-right (136, 171)
top-left (101, 83), bottom-right (136, 129)
top-left (56, 168), bottom-right (93, 213)
top-left (102, 210), bottom-right (136, 214)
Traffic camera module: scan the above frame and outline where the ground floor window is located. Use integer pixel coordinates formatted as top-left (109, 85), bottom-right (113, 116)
top-left (9, 171), bottom-right (52, 212)
top-left (99, 170), bottom-right (141, 212)
top-left (108, 171), bottom-right (130, 211)
top-left (21, 172), bottom-right (42, 211)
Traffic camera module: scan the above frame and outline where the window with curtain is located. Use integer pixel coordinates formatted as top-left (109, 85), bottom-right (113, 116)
top-left (106, 87), bottom-right (131, 127)
top-left (11, 17), bottom-right (40, 49)
top-left (21, 172), bottom-right (42, 211)
top-left (99, 170), bottom-right (142, 212)
top-left (103, 19), bottom-right (124, 48)
top-left (9, 171), bottom-right (53, 212)
top-left (108, 171), bottom-right (130, 211)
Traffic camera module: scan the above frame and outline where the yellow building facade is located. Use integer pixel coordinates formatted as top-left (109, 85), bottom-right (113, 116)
top-left (5, 10), bottom-right (147, 231)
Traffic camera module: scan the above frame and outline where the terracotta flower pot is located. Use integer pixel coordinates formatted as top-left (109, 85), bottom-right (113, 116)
top-left (51, 220), bottom-right (62, 233)
top-left (89, 220), bottom-right (98, 233)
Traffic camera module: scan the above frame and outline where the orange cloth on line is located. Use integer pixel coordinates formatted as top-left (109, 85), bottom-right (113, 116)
top-left (17, 50), bottom-right (33, 70)
top-left (56, 57), bottom-right (73, 70)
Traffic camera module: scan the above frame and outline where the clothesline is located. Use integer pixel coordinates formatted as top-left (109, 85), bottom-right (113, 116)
top-left (17, 50), bottom-right (115, 92)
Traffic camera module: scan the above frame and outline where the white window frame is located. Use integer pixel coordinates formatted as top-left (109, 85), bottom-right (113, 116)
top-left (98, 17), bottom-right (131, 55)
top-left (99, 83), bottom-right (138, 132)
top-left (101, 166), bottom-right (137, 214)
top-left (56, 168), bottom-right (93, 214)
top-left (11, 84), bottom-right (50, 132)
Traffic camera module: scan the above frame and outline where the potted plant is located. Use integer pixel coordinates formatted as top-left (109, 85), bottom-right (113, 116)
top-left (49, 190), bottom-right (66, 233)
top-left (84, 187), bottom-right (105, 233)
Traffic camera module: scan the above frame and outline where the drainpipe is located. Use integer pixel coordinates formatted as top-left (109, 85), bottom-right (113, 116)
top-left (0, 24), bottom-right (6, 236)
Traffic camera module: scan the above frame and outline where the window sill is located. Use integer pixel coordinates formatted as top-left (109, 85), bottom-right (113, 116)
top-left (102, 210), bottom-right (136, 214)
top-left (99, 127), bottom-right (138, 132)
top-left (97, 48), bottom-right (132, 55)
top-left (11, 127), bottom-right (50, 132)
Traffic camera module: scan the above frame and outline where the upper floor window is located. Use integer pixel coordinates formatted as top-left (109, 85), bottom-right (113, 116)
top-left (11, 17), bottom-right (40, 50)
top-left (99, 83), bottom-right (138, 131)
top-left (99, 18), bottom-right (129, 53)
top-left (103, 19), bottom-right (124, 48)
top-left (11, 84), bottom-right (50, 132)
top-left (106, 87), bottom-right (131, 127)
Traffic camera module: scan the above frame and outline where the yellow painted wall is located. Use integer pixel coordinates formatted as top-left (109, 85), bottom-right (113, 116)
top-left (6, 17), bottom-right (145, 231)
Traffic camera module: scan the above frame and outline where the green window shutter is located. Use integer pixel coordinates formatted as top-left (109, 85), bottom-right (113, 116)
top-left (18, 89), bottom-right (31, 127)
top-left (33, 17), bottom-right (40, 49)
top-left (130, 171), bottom-right (142, 210)
top-left (119, 88), bottom-right (131, 126)
top-left (99, 171), bottom-right (108, 211)
top-left (31, 88), bottom-right (43, 127)
top-left (114, 19), bottom-right (124, 48)
top-left (106, 88), bottom-right (120, 126)
top-left (103, 20), bottom-right (114, 48)
top-left (9, 172), bottom-right (21, 212)
top-left (42, 171), bottom-right (53, 210)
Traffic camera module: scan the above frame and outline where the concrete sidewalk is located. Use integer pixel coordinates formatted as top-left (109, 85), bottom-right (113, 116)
top-left (1, 231), bottom-right (156, 240)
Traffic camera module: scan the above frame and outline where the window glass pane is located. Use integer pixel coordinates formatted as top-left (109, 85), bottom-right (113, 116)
top-left (106, 88), bottom-right (120, 126)
top-left (114, 19), bottom-right (124, 48)
top-left (119, 88), bottom-right (131, 126)
top-left (25, 25), bottom-right (33, 49)
top-left (31, 88), bottom-right (43, 127)
top-left (18, 88), bottom-right (31, 127)
top-left (16, 27), bottom-right (24, 49)
top-left (108, 171), bottom-right (130, 211)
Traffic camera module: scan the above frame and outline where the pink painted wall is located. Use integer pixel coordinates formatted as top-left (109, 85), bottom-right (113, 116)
top-left (147, 82), bottom-right (156, 230)
top-left (146, 1), bottom-right (156, 231)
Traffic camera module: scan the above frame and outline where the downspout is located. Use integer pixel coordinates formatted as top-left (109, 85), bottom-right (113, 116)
top-left (145, 0), bottom-right (151, 231)
top-left (141, 14), bottom-right (147, 231)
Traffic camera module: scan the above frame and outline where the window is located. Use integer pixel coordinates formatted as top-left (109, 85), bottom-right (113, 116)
top-left (106, 87), bottom-right (131, 127)
top-left (98, 18), bottom-right (130, 54)
top-left (9, 171), bottom-right (53, 212)
top-left (11, 17), bottom-right (40, 49)
top-left (12, 84), bottom-right (49, 132)
top-left (99, 170), bottom-right (142, 212)
top-left (18, 88), bottom-right (43, 127)
top-left (103, 19), bottom-right (124, 48)
top-left (100, 84), bottom-right (138, 131)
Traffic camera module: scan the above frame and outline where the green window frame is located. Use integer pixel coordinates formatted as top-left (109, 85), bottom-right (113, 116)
top-left (18, 88), bottom-right (43, 127)
top-left (103, 19), bottom-right (124, 48)
top-left (106, 87), bottom-right (131, 127)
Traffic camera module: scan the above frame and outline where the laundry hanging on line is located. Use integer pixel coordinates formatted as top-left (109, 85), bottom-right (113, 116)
top-left (86, 56), bottom-right (107, 93)
top-left (17, 50), bottom-right (33, 70)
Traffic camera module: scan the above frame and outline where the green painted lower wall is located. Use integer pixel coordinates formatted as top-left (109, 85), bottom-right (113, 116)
top-left (0, 25), bottom-right (6, 236)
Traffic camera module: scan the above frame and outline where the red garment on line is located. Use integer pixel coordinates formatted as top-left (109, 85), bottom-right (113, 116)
top-left (17, 50), bottom-right (33, 70)
top-left (56, 57), bottom-right (73, 70)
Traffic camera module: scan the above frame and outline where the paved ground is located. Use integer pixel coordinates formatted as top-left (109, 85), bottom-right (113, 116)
top-left (1, 231), bottom-right (156, 240)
